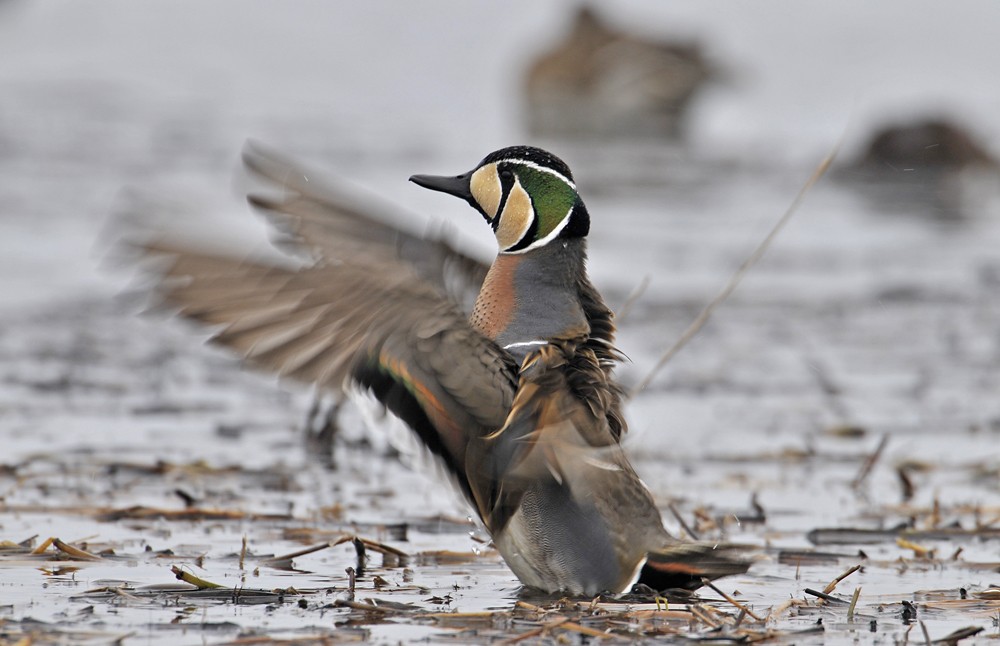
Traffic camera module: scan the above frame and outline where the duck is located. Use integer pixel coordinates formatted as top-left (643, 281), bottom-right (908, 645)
top-left (139, 143), bottom-right (749, 596)
top-left (842, 117), bottom-right (1000, 220)
top-left (524, 6), bottom-right (714, 140)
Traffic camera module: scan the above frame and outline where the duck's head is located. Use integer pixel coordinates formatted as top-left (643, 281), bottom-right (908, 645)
top-left (410, 146), bottom-right (589, 254)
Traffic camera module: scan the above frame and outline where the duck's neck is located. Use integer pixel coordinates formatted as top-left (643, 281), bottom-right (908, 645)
top-left (471, 238), bottom-right (591, 362)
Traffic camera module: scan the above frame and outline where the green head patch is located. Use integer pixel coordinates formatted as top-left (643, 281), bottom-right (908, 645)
top-left (412, 146), bottom-right (590, 253)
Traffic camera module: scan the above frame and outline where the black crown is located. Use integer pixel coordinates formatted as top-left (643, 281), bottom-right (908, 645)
top-left (480, 146), bottom-right (574, 182)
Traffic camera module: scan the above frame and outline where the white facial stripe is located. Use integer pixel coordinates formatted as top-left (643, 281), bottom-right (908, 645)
top-left (494, 158), bottom-right (575, 190)
top-left (501, 205), bottom-right (573, 255)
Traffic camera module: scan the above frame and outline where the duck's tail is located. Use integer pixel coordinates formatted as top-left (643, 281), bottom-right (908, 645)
top-left (638, 542), bottom-right (752, 592)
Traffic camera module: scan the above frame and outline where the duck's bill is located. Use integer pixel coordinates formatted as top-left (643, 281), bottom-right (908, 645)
top-left (409, 173), bottom-right (474, 202)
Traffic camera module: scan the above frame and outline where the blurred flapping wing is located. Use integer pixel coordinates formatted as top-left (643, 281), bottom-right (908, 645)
top-left (242, 142), bottom-right (491, 310)
top-left (135, 146), bottom-right (518, 506)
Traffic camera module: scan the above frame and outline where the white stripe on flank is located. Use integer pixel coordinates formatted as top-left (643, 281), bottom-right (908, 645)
top-left (623, 557), bottom-right (647, 594)
top-left (503, 340), bottom-right (550, 350)
top-left (495, 158), bottom-right (575, 189)
top-left (620, 475), bottom-right (659, 593)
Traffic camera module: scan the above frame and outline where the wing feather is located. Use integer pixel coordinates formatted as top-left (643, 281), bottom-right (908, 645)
top-left (242, 142), bottom-right (491, 310)
top-left (125, 144), bottom-right (520, 516)
top-left (139, 240), bottom-right (517, 509)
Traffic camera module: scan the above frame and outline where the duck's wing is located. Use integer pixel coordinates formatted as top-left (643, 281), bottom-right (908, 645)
top-left (242, 142), bottom-right (491, 311)
top-left (470, 345), bottom-right (752, 592)
top-left (469, 343), bottom-right (627, 534)
top-left (138, 237), bottom-right (517, 507)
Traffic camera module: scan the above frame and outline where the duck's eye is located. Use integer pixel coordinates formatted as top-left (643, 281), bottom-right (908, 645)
top-left (500, 169), bottom-right (513, 180)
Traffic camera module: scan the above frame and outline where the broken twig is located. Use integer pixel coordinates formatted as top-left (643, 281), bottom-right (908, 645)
top-left (852, 434), bottom-right (889, 488)
top-left (822, 564), bottom-right (861, 594)
top-left (631, 143), bottom-right (841, 396)
top-left (700, 577), bottom-right (763, 622)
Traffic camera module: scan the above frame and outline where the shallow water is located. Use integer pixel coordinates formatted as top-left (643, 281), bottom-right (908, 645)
top-left (2, 2), bottom-right (1000, 644)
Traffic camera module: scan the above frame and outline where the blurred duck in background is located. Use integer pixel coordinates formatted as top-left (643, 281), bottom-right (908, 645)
top-left (842, 117), bottom-right (1000, 220)
top-left (524, 6), bottom-right (715, 142)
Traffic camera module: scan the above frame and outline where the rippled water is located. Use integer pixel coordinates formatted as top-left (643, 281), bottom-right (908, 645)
top-left (2, 2), bottom-right (999, 643)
